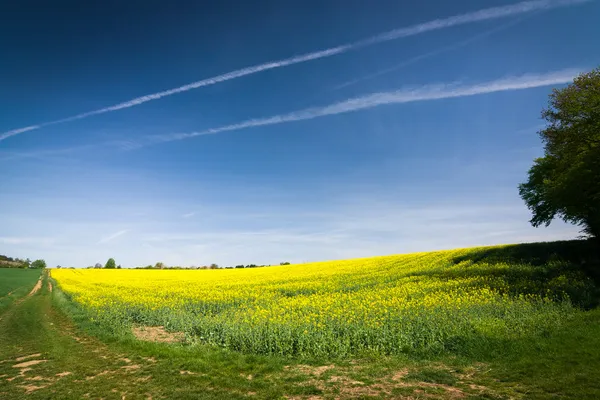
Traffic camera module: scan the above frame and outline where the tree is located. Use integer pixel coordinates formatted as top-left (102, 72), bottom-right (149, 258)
top-left (155, 262), bottom-right (165, 269)
top-left (280, 261), bottom-right (291, 265)
top-left (209, 263), bottom-right (219, 269)
top-left (105, 258), bottom-right (116, 269)
top-left (519, 68), bottom-right (600, 244)
top-left (56, 265), bottom-right (62, 269)
top-left (31, 259), bottom-right (46, 269)
top-left (94, 263), bottom-right (102, 269)
top-left (117, 265), bottom-right (122, 269)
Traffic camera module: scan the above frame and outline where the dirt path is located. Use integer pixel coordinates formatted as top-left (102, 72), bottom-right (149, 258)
top-left (0, 274), bottom-right (165, 399)
top-left (28, 278), bottom-right (42, 297)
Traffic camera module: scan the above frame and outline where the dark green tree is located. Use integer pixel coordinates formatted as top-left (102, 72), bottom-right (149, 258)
top-left (105, 258), bottom-right (116, 269)
top-left (31, 259), bottom-right (46, 269)
top-left (519, 68), bottom-right (600, 243)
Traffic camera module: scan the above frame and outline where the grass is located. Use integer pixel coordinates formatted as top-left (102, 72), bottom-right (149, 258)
top-left (1, 241), bottom-right (600, 398)
top-left (0, 268), bottom-right (40, 313)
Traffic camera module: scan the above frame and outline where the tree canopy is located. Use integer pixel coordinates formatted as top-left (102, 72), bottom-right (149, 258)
top-left (105, 258), bottom-right (116, 269)
top-left (31, 259), bottom-right (47, 269)
top-left (519, 67), bottom-right (600, 242)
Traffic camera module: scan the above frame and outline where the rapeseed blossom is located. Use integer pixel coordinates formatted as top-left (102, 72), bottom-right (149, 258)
top-left (52, 246), bottom-right (586, 357)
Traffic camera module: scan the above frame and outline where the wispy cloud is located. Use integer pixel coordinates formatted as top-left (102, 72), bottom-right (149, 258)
top-left (137, 200), bottom-right (580, 266)
top-left (97, 229), bottom-right (129, 244)
top-left (0, 0), bottom-right (588, 142)
top-left (0, 144), bottom-right (96, 162)
top-left (332, 16), bottom-right (529, 91)
top-left (142, 68), bottom-right (581, 145)
top-left (0, 236), bottom-right (55, 246)
top-left (182, 212), bottom-right (196, 218)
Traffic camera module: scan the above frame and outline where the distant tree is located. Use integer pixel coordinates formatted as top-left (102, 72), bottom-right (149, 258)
top-left (519, 68), bottom-right (600, 244)
top-left (117, 265), bottom-right (122, 269)
top-left (105, 258), bottom-right (116, 269)
top-left (56, 265), bottom-right (62, 269)
top-left (155, 262), bottom-right (165, 269)
top-left (235, 265), bottom-right (245, 269)
top-left (94, 263), bottom-right (102, 269)
top-left (25, 258), bottom-right (31, 268)
top-left (209, 263), bottom-right (219, 269)
top-left (280, 261), bottom-right (291, 265)
top-left (31, 259), bottom-right (46, 269)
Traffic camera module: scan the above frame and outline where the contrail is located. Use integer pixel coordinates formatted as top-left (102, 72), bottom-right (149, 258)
top-left (144, 69), bottom-right (580, 145)
top-left (97, 229), bottom-right (129, 244)
top-left (332, 17), bottom-right (529, 91)
top-left (0, 0), bottom-right (589, 142)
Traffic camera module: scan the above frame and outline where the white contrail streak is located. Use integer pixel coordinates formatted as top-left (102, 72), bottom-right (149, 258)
top-left (146, 69), bottom-right (581, 144)
top-left (0, 0), bottom-right (589, 142)
top-left (97, 229), bottom-right (129, 244)
top-left (332, 17), bottom-right (529, 91)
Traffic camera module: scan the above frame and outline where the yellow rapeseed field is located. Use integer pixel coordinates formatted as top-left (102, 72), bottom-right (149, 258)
top-left (52, 245), bottom-right (591, 356)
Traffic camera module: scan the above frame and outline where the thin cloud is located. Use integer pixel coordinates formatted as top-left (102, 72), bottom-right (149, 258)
top-left (0, 236), bottom-right (55, 246)
top-left (332, 16), bottom-right (529, 91)
top-left (182, 212), bottom-right (196, 218)
top-left (0, 0), bottom-right (588, 142)
top-left (0, 144), bottom-right (96, 162)
top-left (97, 229), bottom-right (129, 244)
top-left (144, 68), bottom-right (581, 145)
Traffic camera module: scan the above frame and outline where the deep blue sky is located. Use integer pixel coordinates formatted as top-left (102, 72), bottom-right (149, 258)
top-left (1, 0), bottom-right (599, 267)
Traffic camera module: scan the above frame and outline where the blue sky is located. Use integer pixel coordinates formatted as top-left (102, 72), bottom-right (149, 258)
top-left (1, 0), bottom-right (599, 268)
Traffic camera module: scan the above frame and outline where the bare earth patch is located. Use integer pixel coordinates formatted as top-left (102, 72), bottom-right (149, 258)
top-left (13, 360), bottom-right (47, 368)
top-left (7, 367), bottom-right (32, 382)
top-left (15, 353), bottom-right (42, 362)
top-left (132, 326), bottom-right (184, 343)
top-left (26, 376), bottom-right (50, 381)
top-left (19, 383), bottom-right (50, 393)
top-left (180, 370), bottom-right (197, 375)
top-left (85, 370), bottom-right (113, 381)
top-left (284, 364), bottom-right (473, 399)
top-left (287, 364), bottom-right (335, 377)
top-left (28, 278), bottom-right (42, 297)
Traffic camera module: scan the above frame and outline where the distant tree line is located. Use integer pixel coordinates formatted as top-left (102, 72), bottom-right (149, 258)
top-left (131, 261), bottom-right (293, 270)
top-left (86, 258), bottom-right (122, 269)
top-left (2, 254), bottom-right (293, 270)
top-left (0, 254), bottom-right (47, 269)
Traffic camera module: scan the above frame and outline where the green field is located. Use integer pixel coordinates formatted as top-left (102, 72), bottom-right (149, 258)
top-left (0, 268), bottom-right (41, 313)
top-left (1, 241), bottom-right (600, 399)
